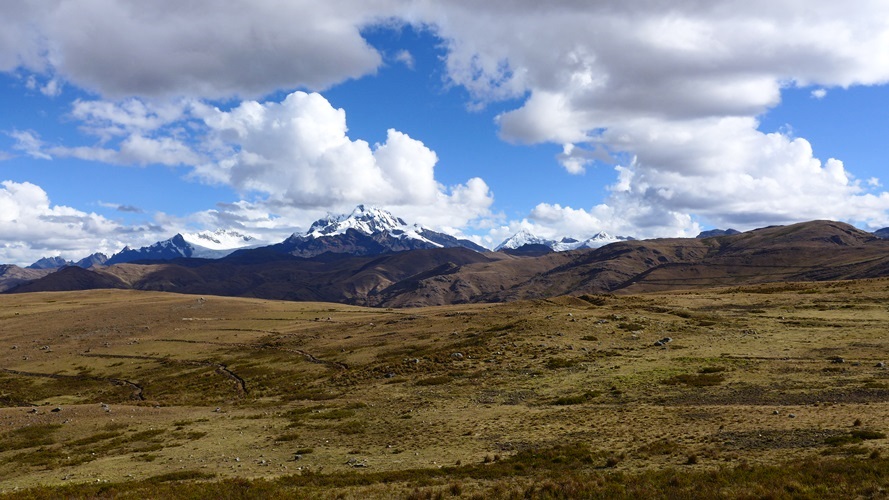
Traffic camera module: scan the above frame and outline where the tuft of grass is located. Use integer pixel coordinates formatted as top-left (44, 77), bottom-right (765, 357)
top-left (545, 358), bottom-right (579, 370)
top-left (0, 424), bottom-right (63, 452)
top-left (825, 430), bottom-right (886, 446)
top-left (148, 470), bottom-right (216, 483)
top-left (662, 373), bottom-right (725, 387)
top-left (551, 391), bottom-right (601, 406)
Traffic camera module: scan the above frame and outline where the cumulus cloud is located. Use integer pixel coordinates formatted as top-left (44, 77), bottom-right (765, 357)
top-left (0, 180), bottom-right (154, 265)
top-left (411, 2), bottom-right (889, 231)
top-left (193, 91), bottom-right (493, 229)
top-left (4, 1), bottom-right (889, 250)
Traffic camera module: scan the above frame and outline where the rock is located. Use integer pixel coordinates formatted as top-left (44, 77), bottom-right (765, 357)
top-left (451, 352), bottom-right (464, 360)
top-left (51, 407), bottom-right (62, 413)
top-left (830, 357), bottom-right (845, 364)
top-left (877, 362), bottom-right (886, 368)
top-left (653, 337), bottom-right (672, 346)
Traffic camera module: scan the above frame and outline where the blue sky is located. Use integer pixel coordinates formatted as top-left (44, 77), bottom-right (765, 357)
top-left (2, 2), bottom-right (889, 265)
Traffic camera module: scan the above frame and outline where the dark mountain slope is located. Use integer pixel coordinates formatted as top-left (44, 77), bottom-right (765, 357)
top-left (8, 220), bottom-right (889, 306)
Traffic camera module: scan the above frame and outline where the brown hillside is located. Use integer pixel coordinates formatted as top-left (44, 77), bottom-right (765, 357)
top-left (7, 220), bottom-right (889, 306)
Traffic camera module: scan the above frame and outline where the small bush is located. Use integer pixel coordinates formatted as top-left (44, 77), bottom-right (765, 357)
top-left (698, 366), bottom-right (726, 374)
top-left (545, 358), bottom-right (579, 369)
top-left (336, 421), bottom-right (365, 435)
top-left (851, 430), bottom-right (886, 440)
top-left (148, 470), bottom-right (216, 483)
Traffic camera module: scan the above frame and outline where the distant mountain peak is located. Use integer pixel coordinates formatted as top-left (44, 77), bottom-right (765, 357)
top-left (181, 229), bottom-right (256, 250)
top-left (308, 205), bottom-right (410, 238)
top-left (497, 229), bottom-right (633, 252)
top-left (263, 205), bottom-right (485, 259)
top-left (495, 230), bottom-right (552, 251)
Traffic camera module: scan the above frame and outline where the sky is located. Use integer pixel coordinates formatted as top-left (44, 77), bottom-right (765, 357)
top-left (2, 1), bottom-right (889, 265)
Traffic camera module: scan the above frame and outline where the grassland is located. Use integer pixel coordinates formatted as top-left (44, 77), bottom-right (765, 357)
top-left (1, 279), bottom-right (889, 498)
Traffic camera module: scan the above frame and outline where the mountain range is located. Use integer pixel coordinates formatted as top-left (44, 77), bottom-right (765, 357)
top-left (6, 219), bottom-right (889, 307)
top-left (18, 205), bottom-right (889, 272)
top-left (495, 229), bottom-right (633, 252)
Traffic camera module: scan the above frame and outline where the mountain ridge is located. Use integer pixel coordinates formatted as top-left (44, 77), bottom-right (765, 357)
top-left (9, 220), bottom-right (889, 306)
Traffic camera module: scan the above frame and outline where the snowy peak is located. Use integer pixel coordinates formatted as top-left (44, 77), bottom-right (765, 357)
top-left (308, 205), bottom-right (411, 238)
top-left (495, 230), bottom-right (554, 251)
top-left (181, 229), bottom-right (256, 251)
top-left (497, 230), bottom-right (633, 252)
top-left (268, 205), bottom-right (486, 258)
top-left (107, 230), bottom-right (258, 265)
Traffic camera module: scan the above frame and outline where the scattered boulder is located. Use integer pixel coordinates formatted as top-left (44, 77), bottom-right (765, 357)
top-left (451, 352), bottom-right (464, 360)
top-left (653, 337), bottom-right (672, 347)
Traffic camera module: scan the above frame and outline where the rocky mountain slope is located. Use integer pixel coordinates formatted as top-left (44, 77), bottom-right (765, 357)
top-left (8, 220), bottom-right (889, 307)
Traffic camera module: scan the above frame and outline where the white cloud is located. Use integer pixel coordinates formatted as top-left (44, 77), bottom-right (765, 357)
top-left (411, 2), bottom-right (889, 230)
top-left (4, 2), bottom-right (889, 250)
top-left (71, 98), bottom-right (189, 140)
top-left (811, 88), bottom-right (828, 99)
top-left (1, 1), bottom-right (393, 99)
top-left (51, 135), bottom-right (201, 167)
top-left (394, 50), bottom-right (415, 70)
top-left (9, 130), bottom-right (52, 160)
top-left (194, 91), bottom-right (493, 229)
top-left (40, 78), bottom-right (62, 97)
top-left (0, 180), bottom-right (158, 265)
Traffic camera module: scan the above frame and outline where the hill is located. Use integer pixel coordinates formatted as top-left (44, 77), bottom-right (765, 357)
top-left (1, 284), bottom-right (888, 497)
top-left (8, 220), bottom-right (889, 306)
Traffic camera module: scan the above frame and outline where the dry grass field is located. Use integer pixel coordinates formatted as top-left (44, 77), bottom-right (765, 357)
top-left (2, 279), bottom-right (889, 498)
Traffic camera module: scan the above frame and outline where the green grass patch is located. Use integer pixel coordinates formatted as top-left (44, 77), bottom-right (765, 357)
top-left (662, 372), bottom-right (726, 387)
top-left (0, 424), bottom-right (63, 452)
top-left (545, 357), bottom-right (579, 369)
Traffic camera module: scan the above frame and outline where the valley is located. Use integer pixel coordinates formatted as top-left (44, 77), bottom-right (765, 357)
top-left (2, 279), bottom-right (888, 497)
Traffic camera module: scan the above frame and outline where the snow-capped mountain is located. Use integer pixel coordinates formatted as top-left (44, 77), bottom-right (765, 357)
top-left (181, 230), bottom-right (258, 254)
top-left (106, 230), bottom-right (259, 265)
top-left (496, 230), bottom-right (633, 252)
top-left (308, 205), bottom-right (411, 237)
top-left (263, 205), bottom-right (486, 259)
